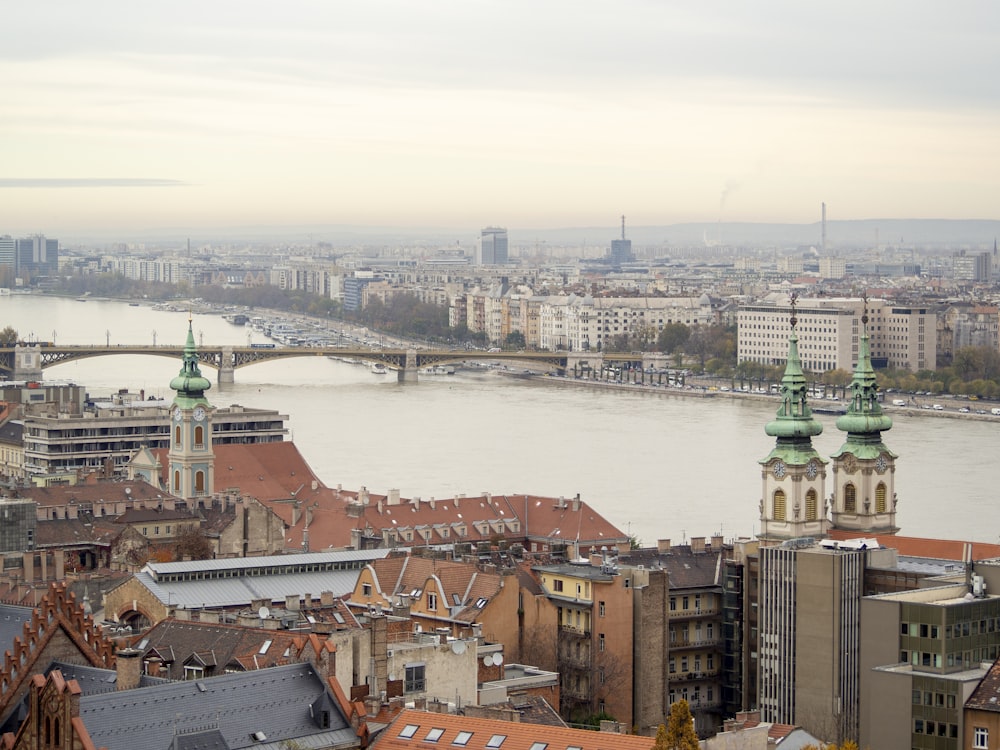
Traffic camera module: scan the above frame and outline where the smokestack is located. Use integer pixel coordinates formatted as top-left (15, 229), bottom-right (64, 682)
top-left (821, 202), bottom-right (826, 253)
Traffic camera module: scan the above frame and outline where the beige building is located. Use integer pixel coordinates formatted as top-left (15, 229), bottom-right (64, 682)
top-left (738, 296), bottom-right (935, 372)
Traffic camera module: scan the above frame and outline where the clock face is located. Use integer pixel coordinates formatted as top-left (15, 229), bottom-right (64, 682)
top-left (875, 455), bottom-right (888, 473)
top-left (172, 408), bottom-right (182, 422)
top-left (805, 461), bottom-right (818, 480)
top-left (842, 454), bottom-right (858, 473)
top-left (773, 460), bottom-right (786, 479)
top-left (193, 406), bottom-right (206, 422)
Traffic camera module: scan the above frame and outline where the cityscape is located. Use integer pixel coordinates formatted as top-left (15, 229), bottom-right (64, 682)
top-left (4, 2), bottom-right (1000, 749)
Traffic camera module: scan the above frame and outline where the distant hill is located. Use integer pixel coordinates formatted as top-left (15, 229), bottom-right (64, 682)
top-left (62, 219), bottom-right (999, 250)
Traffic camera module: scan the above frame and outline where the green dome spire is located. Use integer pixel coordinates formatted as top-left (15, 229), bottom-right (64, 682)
top-left (169, 319), bottom-right (212, 407)
top-left (762, 295), bottom-right (823, 461)
top-left (836, 296), bottom-right (893, 456)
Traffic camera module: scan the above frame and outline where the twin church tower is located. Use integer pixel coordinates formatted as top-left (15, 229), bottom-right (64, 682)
top-left (758, 295), bottom-right (898, 543)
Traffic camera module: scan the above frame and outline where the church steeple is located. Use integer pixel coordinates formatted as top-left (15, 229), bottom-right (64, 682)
top-left (831, 295), bottom-right (898, 535)
top-left (759, 295), bottom-right (829, 543)
top-left (167, 318), bottom-right (214, 500)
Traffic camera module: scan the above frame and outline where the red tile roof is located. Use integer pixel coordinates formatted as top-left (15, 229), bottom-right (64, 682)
top-left (373, 709), bottom-right (653, 750)
top-left (827, 530), bottom-right (1000, 561)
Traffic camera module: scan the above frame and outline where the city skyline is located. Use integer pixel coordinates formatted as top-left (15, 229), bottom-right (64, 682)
top-left (3, 1), bottom-right (999, 236)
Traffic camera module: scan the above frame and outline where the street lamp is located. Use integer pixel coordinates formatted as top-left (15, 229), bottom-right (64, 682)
top-left (105, 330), bottom-right (110, 347)
top-left (152, 330), bottom-right (157, 347)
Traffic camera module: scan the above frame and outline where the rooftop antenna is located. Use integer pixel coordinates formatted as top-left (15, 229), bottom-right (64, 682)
top-left (621, 215), bottom-right (626, 240)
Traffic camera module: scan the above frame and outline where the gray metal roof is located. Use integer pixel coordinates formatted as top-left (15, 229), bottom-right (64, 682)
top-left (48, 661), bottom-right (168, 695)
top-left (143, 549), bottom-right (390, 576)
top-left (0, 604), bottom-right (33, 654)
top-left (136, 568), bottom-right (367, 609)
top-left (79, 662), bottom-right (357, 750)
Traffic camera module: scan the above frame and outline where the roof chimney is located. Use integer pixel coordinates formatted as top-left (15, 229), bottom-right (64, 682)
top-left (388, 488), bottom-right (401, 506)
top-left (116, 647), bottom-right (142, 691)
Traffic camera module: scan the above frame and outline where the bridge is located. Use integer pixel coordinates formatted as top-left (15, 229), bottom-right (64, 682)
top-left (0, 343), bottom-right (671, 385)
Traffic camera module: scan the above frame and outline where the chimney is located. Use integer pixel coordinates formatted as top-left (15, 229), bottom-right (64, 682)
top-left (116, 647), bottom-right (142, 691)
top-left (711, 534), bottom-right (724, 550)
top-left (320, 591), bottom-right (334, 606)
top-left (311, 480), bottom-right (318, 491)
top-left (303, 592), bottom-right (312, 608)
top-left (429, 497), bottom-right (436, 510)
top-left (691, 536), bottom-right (706, 553)
top-left (657, 539), bottom-right (671, 554)
top-left (388, 489), bottom-right (401, 506)
top-left (590, 554), bottom-right (603, 567)
top-left (286, 594), bottom-right (300, 611)
top-left (360, 487), bottom-right (370, 505)
top-left (454, 494), bottom-right (460, 507)
top-left (572, 493), bottom-right (581, 512)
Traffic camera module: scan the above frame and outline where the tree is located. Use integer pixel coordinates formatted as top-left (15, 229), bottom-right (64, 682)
top-left (652, 723), bottom-right (669, 750)
top-left (174, 526), bottom-right (213, 561)
top-left (657, 323), bottom-right (690, 354)
top-left (0, 326), bottom-right (18, 345)
top-left (505, 330), bottom-right (526, 349)
top-left (664, 699), bottom-right (698, 750)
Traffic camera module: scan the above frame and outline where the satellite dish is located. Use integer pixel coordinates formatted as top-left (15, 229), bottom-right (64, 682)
top-left (258, 607), bottom-right (270, 619)
top-left (492, 653), bottom-right (503, 667)
top-left (483, 655), bottom-right (493, 667)
top-left (451, 641), bottom-right (467, 655)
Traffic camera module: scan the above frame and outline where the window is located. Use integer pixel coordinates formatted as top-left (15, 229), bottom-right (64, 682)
top-left (669, 597), bottom-right (676, 611)
top-left (553, 580), bottom-right (563, 592)
top-left (454, 731), bottom-right (473, 746)
top-left (599, 633), bottom-right (605, 652)
top-left (154, 526), bottom-right (160, 535)
top-left (529, 744), bottom-right (548, 750)
top-left (844, 483), bottom-right (856, 513)
top-left (599, 601), bottom-right (605, 617)
top-left (486, 735), bottom-right (507, 749)
top-left (405, 664), bottom-right (425, 693)
top-left (805, 489), bottom-right (818, 520)
top-left (194, 425), bottom-right (204, 447)
top-left (399, 725), bottom-right (419, 739)
top-left (974, 727), bottom-right (988, 749)
top-left (425, 728), bottom-right (444, 742)
top-left (195, 471), bottom-right (205, 494)
top-left (174, 425), bottom-right (181, 445)
top-left (173, 470), bottom-right (180, 492)
top-left (773, 489), bottom-right (786, 521)
top-left (427, 592), bottom-right (438, 610)
top-left (362, 583), bottom-right (372, 597)
top-left (876, 482), bottom-right (887, 513)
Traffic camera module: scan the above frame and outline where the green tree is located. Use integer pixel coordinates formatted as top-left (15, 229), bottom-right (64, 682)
top-left (657, 323), bottom-right (690, 354)
top-left (664, 699), bottom-right (698, 750)
top-left (0, 326), bottom-right (18, 345)
top-left (504, 330), bottom-right (526, 349)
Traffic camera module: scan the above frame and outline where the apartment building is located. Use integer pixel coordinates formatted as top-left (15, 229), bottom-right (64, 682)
top-left (21, 401), bottom-right (287, 477)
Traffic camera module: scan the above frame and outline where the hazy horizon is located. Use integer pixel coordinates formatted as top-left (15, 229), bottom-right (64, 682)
top-left (3, 2), bottom-right (999, 235)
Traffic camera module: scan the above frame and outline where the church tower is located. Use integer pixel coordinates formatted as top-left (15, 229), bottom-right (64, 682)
top-left (830, 297), bottom-right (898, 535)
top-left (166, 319), bottom-right (215, 500)
top-left (758, 296), bottom-right (830, 543)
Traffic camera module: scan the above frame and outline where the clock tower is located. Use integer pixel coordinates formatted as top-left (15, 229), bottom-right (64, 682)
top-left (758, 296), bottom-right (830, 544)
top-left (831, 298), bottom-right (898, 535)
top-left (167, 319), bottom-right (215, 501)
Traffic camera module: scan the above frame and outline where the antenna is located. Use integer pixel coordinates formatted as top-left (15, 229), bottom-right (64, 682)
top-left (621, 215), bottom-right (626, 240)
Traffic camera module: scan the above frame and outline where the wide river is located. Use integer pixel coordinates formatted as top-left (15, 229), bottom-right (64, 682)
top-left (3, 294), bottom-right (998, 545)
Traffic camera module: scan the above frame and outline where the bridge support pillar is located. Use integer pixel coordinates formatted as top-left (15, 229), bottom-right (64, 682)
top-left (13, 344), bottom-right (43, 381)
top-left (218, 347), bottom-right (235, 385)
top-left (397, 349), bottom-right (419, 384)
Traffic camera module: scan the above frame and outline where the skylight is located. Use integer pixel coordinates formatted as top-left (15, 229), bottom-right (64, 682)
top-left (486, 734), bottom-right (507, 748)
top-left (399, 725), bottom-right (419, 739)
top-left (454, 730), bottom-right (473, 746)
top-left (529, 744), bottom-right (548, 750)
top-left (426, 728), bottom-right (445, 742)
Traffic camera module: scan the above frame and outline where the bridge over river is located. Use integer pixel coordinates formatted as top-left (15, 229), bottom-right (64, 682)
top-left (0, 343), bottom-right (673, 384)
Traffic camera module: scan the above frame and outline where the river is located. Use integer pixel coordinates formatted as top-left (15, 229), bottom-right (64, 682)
top-left (3, 294), bottom-right (998, 545)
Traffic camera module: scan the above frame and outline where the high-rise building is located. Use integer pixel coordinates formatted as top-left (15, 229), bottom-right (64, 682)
top-left (15, 235), bottom-right (58, 275)
top-left (477, 227), bottom-right (508, 265)
top-left (608, 215), bottom-right (633, 264)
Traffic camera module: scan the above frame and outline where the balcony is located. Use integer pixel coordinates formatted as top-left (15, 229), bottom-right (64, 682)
top-left (559, 624), bottom-right (590, 639)
top-left (668, 607), bottom-right (717, 621)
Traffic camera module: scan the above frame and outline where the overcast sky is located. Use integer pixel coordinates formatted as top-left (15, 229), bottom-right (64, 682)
top-left (3, 1), bottom-right (999, 235)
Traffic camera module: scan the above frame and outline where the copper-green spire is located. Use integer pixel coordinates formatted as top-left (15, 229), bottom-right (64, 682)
top-left (169, 318), bottom-right (212, 407)
top-left (836, 295), bottom-right (893, 455)
top-left (763, 295), bottom-right (823, 461)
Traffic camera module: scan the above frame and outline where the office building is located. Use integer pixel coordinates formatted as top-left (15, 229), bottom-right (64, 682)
top-left (477, 227), bottom-right (508, 265)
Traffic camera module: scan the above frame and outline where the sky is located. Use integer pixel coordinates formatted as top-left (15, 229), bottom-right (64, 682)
top-left (2, 1), bottom-right (999, 236)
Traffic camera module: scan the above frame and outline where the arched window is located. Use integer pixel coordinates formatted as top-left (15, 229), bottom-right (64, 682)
top-left (773, 490), bottom-right (786, 521)
top-left (44, 716), bottom-right (50, 745)
top-left (195, 471), bottom-right (205, 494)
top-left (194, 425), bottom-right (204, 447)
top-left (54, 717), bottom-right (61, 744)
top-left (805, 489), bottom-right (818, 520)
top-left (876, 482), bottom-right (887, 513)
top-left (174, 425), bottom-right (181, 445)
top-left (844, 483), bottom-right (856, 513)
top-left (173, 470), bottom-right (180, 492)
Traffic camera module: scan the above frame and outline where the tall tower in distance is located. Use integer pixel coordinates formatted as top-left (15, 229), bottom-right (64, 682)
top-left (608, 215), bottom-right (633, 264)
top-left (477, 227), bottom-right (508, 265)
top-left (821, 202), bottom-right (827, 254)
